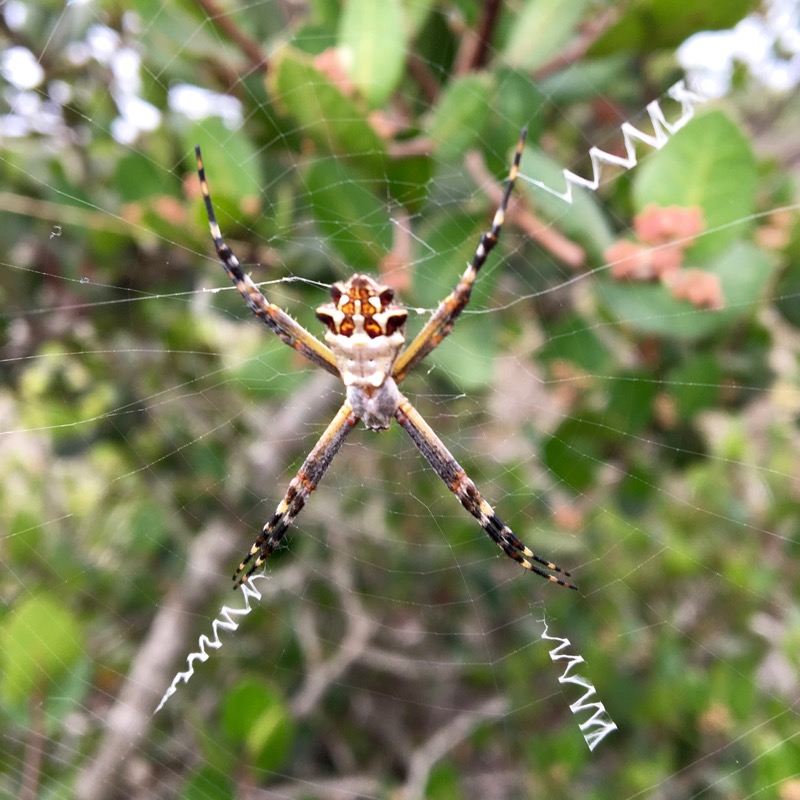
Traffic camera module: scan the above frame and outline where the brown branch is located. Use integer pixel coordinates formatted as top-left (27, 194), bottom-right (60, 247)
top-left (468, 0), bottom-right (504, 70)
top-left (453, 0), bottom-right (503, 75)
top-left (196, 0), bottom-right (269, 76)
top-left (291, 547), bottom-right (377, 718)
top-left (75, 372), bottom-right (338, 800)
top-left (407, 53), bottom-right (441, 104)
top-left (246, 775), bottom-right (382, 800)
top-left (402, 696), bottom-right (509, 800)
top-left (534, 7), bottom-right (621, 80)
top-left (388, 137), bottom-right (435, 159)
top-left (360, 645), bottom-right (462, 679)
top-left (0, 192), bottom-right (132, 235)
top-left (20, 693), bottom-right (45, 800)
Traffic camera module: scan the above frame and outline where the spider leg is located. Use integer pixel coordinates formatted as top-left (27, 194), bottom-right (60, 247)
top-left (395, 395), bottom-right (576, 589)
top-left (195, 146), bottom-right (341, 378)
top-left (233, 401), bottom-right (359, 588)
top-left (392, 128), bottom-right (526, 384)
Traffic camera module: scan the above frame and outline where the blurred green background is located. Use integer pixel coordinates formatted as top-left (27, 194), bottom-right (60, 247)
top-left (1, 1), bottom-right (799, 798)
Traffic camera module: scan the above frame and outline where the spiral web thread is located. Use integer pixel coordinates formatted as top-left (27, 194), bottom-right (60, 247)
top-left (152, 80), bottom-right (704, 722)
top-left (541, 618), bottom-right (618, 751)
top-left (518, 80), bottom-right (707, 202)
top-left (154, 576), bottom-right (267, 714)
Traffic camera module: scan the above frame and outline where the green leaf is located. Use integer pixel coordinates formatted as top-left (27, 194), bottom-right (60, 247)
top-left (180, 768), bottom-right (235, 800)
top-left (305, 157), bottom-right (392, 269)
top-left (230, 342), bottom-right (310, 399)
top-left (428, 310), bottom-right (498, 391)
top-left (412, 211), bottom-right (500, 312)
top-left (410, 211), bottom-right (502, 389)
top-left (7, 510), bottom-right (45, 564)
top-left (592, 0), bottom-right (757, 54)
top-left (1, 596), bottom-right (83, 705)
top-left (403, 0), bottom-right (435, 38)
top-left (338, 0), bottom-right (406, 107)
top-left (633, 112), bottom-right (758, 259)
top-left (386, 151), bottom-right (434, 214)
top-left (129, 502), bottom-right (168, 555)
top-left (268, 45), bottom-right (388, 178)
top-left (543, 415), bottom-right (609, 493)
top-left (538, 53), bottom-right (633, 104)
top-left (774, 251), bottom-right (800, 329)
top-left (599, 241), bottom-right (776, 340)
top-left (427, 73), bottom-right (495, 159)
top-left (538, 315), bottom-right (612, 374)
top-left (490, 68), bottom-right (548, 146)
top-left (667, 354), bottom-right (722, 418)
top-left (503, 0), bottom-right (589, 71)
top-left (188, 118), bottom-right (264, 205)
top-left (221, 678), bottom-right (295, 772)
top-left (605, 370), bottom-right (658, 433)
top-left (309, 0), bottom-right (340, 29)
top-left (115, 152), bottom-right (171, 203)
top-left (426, 762), bottom-right (463, 799)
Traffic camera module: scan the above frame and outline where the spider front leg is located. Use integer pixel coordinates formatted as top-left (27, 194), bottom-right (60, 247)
top-left (233, 401), bottom-right (359, 588)
top-left (392, 128), bottom-right (527, 383)
top-left (195, 146), bottom-right (341, 378)
top-left (395, 396), bottom-right (576, 589)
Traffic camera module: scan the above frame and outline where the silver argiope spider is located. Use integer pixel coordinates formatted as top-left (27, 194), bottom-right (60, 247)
top-left (195, 129), bottom-right (576, 591)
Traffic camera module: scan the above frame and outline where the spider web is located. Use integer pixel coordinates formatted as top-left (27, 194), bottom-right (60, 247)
top-left (1, 1), bottom-right (800, 798)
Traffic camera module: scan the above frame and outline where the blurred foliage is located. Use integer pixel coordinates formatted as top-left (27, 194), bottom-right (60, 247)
top-left (1, 1), bottom-right (799, 799)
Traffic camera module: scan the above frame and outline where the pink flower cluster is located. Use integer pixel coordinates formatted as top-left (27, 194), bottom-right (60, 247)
top-left (605, 205), bottom-right (723, 310)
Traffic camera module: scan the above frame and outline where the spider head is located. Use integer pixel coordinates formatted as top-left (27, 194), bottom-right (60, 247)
top-left (316, 274), bottom-right (408, 395)
top-left (316, 274), bottom-right (408, 339)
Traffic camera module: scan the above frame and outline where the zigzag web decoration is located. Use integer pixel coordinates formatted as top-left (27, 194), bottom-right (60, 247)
top-left (540, 616), bottom-right (618, 751)
top-left (518, 80), bottom-right (707, 203)
top-left (155, 576), bottom-right (266, 713)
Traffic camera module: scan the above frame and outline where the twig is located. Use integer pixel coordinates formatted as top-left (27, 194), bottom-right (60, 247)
top-left (20, 693), bottom-right (45, 800)
top-left (468, 0), bottom-right (504, 70)
top-left (534, 8), bottom-right (621, 80)
top-left (75, 372), bottom-right (338, 800)
top-left (402, 696), bottom-right (509, 800)
top-left (196, 0), bottom-right (269, 76)
top-left (291, 549), bottom-right (377, 718)
top-left (406, 54), bottom-right (440, 105)
top-left (359, 645), bottom-right (462, 679)
top-left (465, 150), bottom-right (586, 269)
top-left (0, 191), bottom-right (133, 235)
top-left (453, 0), bottom-right (503, 75)
top-left (246, 774), bottom-right (382, 800)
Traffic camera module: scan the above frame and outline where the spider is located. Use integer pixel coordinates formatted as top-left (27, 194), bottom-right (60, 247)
top-left (195, 129), bottom-right (576, 591)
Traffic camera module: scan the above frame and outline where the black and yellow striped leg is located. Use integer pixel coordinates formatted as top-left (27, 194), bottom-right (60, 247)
top-left (233, 401), bottom-right (360, 588)
top-left (195, 146), bottom-right (341, 378)
top-left (394, 396), bottom-right (576, 589)
top-left (392, 128), bottom-right (527, 384)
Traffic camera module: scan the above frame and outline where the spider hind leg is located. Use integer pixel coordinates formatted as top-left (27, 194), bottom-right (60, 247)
top-left (232, 507), bottom-right (291, 585)
top-left (477, 495), bottom-right (575, 587)
top-left (395, 396), bottom-right (576, 590)
top-left (232, 402), bottom-right (359, 588)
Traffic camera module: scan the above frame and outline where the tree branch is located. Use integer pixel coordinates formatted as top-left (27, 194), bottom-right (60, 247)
top-left (403, 696), bottom-right (509, 800)
top-left (76, 372), bottom-right (338, 800)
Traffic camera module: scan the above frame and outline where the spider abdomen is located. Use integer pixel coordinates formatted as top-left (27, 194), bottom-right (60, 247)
top-left (347, 378), bottom-right (400, 431)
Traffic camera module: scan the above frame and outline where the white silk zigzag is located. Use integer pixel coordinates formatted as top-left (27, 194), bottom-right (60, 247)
top-left (518, 80), bottom-right (707, 203)
top-left (541, 618), bottom-right (618, 751)
top-left (154, 576), bottom-right (267, 714)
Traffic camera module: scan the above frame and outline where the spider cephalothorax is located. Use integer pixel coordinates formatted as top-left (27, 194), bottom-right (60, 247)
top-left (195, 129), bottom-right (576, 591)
top-left (315, 275), bottom-right (408, 430)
